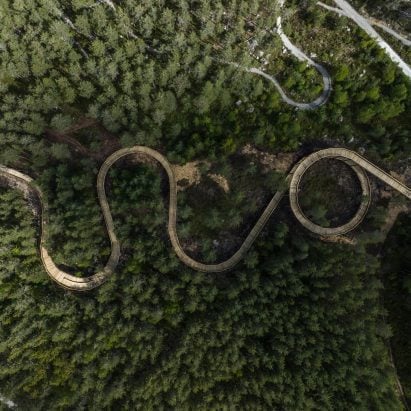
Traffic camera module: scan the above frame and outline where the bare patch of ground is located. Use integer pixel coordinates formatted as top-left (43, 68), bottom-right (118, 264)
top-left (180, 238), bottom-right (201, 255)
top-left (241, 144), bottom-right (295, 173)
top-left (208, 173), bottom-right (230, 193)
top-left (319, 235), bottom-right (356, 245)
top-left (172, 161), bottom-right (203, 191)
top-left (172, 161), bottom-right (231, 193)
top-left (127, 152), bottom-right (159, 168)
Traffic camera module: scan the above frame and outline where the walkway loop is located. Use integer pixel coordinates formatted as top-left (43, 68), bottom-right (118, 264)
top-left (0, 147), bottom-right (410, 291)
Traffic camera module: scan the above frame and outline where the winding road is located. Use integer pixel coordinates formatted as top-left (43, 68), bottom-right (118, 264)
top-left (243, 0), bottom-right (332, 109)
top-left (318, 0), bottom-right (411, 79)
top-left (370, 19), bottom-right (411, 48)
top-left (1, 146), bottom-right (410, 291)
top-left (67, 0), bottom-right (332, 110)
top-left (58, 0), bottom-right (410, 114)
top-left (318, 1), bottom-right (411, 47)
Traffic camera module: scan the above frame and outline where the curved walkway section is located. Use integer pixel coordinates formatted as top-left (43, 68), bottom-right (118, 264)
top-left (0, 147), bottom-right (410, 291)
top-left (289, 150), bottom-right (372, 236)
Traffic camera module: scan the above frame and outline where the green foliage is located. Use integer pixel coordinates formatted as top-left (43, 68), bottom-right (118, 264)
top-left (0, 0), bottom-right (410, 163)
top-left (381, 213), bottom-right (411, 404)
top-left (0, 0), bottom-right (409, 409)
top-left (335, 64), bottom-right (350, 82)
top-left (0, 186), bottom-right (402, 409)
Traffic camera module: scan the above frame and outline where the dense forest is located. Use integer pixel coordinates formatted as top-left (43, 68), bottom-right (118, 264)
top-left (381, 213), bottom-right (411, 405)
top-left (0, 0), bottom-right (410, 409)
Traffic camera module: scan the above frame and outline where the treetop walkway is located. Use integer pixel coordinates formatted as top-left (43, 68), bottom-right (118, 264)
top-left (0, 146), bottom-right (410, 291)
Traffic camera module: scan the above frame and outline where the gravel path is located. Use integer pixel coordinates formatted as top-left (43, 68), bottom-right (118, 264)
top-left (320, 0), bottom-right (411, 79)
top-left (370, 19), bottom-right (411, 47)
top-left (318, 1), bottom-right (411, 47)
top-left (244, 0), bottom-right (332, 109)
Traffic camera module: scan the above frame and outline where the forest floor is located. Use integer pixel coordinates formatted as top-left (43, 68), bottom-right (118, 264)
top-left (172, 144), bottom-right (293, 195)
top-left (44, 118), bottom-right (121, 161)
top-left (298, 159), bottom-right (363, 227)
top-left (241, 144), bottom-right (295, 173)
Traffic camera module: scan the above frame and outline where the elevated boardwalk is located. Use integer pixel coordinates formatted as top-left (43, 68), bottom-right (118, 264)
top-left (0, 147), bottom-right (410, 291)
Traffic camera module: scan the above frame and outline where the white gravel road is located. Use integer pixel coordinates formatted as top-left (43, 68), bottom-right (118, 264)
top-left (331, 0), bottom-right (411, 79)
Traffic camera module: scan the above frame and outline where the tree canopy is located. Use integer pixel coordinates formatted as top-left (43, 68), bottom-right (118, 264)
top-left (0, 0), bottom-right (409, 409)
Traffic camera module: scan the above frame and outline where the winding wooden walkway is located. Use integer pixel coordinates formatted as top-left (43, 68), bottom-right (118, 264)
top-left (0, 147), bottom-right (410, 291)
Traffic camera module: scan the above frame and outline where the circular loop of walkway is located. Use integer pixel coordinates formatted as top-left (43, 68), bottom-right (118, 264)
top-left (0, 146), bottom-right (410, 291)
top-left (289, 151), bottom-right (371, 236)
